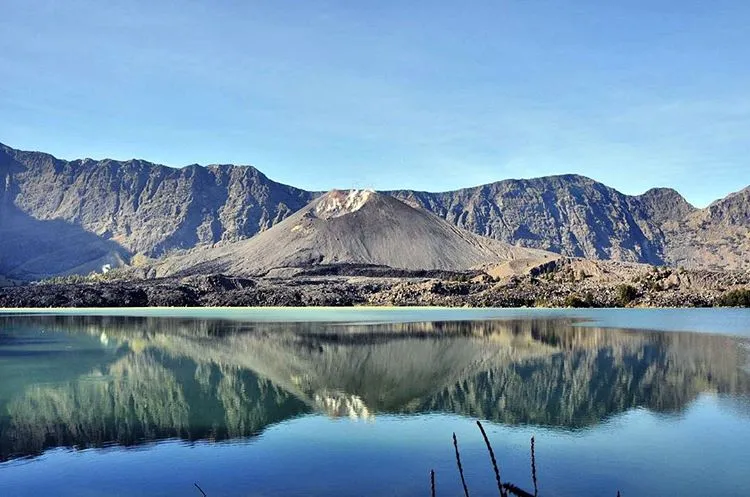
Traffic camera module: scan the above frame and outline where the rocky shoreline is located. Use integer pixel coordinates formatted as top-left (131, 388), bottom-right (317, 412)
top-left (1, 263), bottom-right (748, 308)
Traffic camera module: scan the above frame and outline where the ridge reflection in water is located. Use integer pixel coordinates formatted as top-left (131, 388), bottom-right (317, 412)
top-left (0, 314), bottom-right (749, 496)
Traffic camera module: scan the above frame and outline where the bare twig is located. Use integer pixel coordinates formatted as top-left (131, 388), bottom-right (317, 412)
top-left (530, 436), bottom-right (538, 497)
top-left (453, 432), bottom-right (471, 497)
top-left (194, 482), bottom-right (207, 496)
top-left (430, 469), bottom-right (436, 497)
top-left (476, 420), bottom-right (506, 497)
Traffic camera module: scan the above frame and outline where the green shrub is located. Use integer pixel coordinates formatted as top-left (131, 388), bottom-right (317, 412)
top-left (563, 295), bottom-right (584, 307)
top-left (616, 284), bottom-right (638, 306)
top-left (717, 288), bottom-right (750, 307)
top-left (563, 292), bottom-right (595, 308)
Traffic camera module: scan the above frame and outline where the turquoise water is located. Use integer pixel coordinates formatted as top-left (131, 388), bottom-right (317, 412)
top-left (0, 309), bottom-right (749, 496)
top-left (5, 306), bottom-right (750, 334)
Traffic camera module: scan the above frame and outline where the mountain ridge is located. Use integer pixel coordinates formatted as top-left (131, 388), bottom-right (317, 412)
top-left (0, 143), bottom-right (747, 278)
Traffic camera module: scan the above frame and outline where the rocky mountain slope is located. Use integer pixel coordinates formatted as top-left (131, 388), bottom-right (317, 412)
top-left (1, 143), bottom-right (747, 278)
top-left (659, 186), bottom-right (750, 271)
top-left (389, 177), bottom-right (700, 265)
top-left (0, 143), bottom-right (314, 259)
top-left (1, 151), bottom-right (130, 280)
top-left (150, 190), bottom-right (553, 277)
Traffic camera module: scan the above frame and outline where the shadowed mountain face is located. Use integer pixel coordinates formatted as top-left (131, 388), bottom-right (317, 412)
top-left (1, 143), bottom-right (748, 277)
top-left (1, 315), bottom-right (748, 461)
top-left (0, 205), bottom-right (130, 280)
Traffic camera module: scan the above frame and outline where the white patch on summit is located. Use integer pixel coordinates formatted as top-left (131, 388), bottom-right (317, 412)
top-left (315, 189), bottom-right (375, 219)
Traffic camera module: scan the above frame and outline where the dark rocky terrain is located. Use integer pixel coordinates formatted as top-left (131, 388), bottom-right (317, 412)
top-left (1, 143), bottom-right (748, 281)
top-left (1, 260), bottom-right (747, 308)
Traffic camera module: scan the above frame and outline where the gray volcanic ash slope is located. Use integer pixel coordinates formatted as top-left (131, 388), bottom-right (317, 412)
top-left (153, 190), bottom-right (553, 277)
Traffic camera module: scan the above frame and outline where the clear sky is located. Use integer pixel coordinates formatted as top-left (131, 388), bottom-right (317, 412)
top-left (1, 1), bottom-right (748, 206)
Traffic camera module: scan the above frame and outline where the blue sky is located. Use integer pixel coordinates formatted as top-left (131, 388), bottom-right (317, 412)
top-left (1, 1), bottom-right (748, 206)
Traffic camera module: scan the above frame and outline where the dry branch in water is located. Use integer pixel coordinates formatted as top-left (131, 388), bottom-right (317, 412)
top-left (453, 432), bottom-right (471, 497)
top-left (477, 420), bottom-right (506, 497)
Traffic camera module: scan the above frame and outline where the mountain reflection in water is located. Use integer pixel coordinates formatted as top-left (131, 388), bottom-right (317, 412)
top-left (0, 315), bottom-right (748, 462)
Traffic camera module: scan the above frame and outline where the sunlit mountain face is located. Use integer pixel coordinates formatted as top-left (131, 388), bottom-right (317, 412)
top-left (1, 314), bottom-right (748, 462)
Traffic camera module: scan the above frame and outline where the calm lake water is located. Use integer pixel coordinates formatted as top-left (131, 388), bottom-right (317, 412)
top-left (0, 308), bottom-right (749, 496)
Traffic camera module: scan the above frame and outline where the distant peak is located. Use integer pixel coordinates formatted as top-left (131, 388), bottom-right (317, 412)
top-left (639, 186), bottom-right (683, 197)
top-left (638, 187), bottom-right (694, 208)
top-left (315, 189), bottom-right (376, 219)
